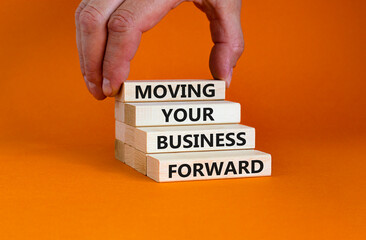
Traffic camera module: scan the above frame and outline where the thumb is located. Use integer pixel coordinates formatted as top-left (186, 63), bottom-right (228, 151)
top-left (195, 0), bottom-right (244, 87)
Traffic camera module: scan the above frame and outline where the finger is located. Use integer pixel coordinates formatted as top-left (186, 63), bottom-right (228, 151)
top-left (102, 0), bottom-right (181, 96)
top-left (78, 0), bottom-right (125, 100)
top-left (195, 0), bottom-right (244, 87)
top-left (75, 0), bottom-right (89, 79)
top-left (76, 0), bottom-right (98, 96)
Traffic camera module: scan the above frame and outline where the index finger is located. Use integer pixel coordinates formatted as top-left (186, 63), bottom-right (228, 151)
top-left (102, 0), bottom-right (181, 96)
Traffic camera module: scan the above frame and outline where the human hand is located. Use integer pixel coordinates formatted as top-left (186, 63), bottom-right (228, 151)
top-left (75, 0), bottom-right (244, 100)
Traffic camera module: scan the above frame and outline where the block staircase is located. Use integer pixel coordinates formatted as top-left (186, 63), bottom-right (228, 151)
top-left (115, 80), bottom-right (271, 182)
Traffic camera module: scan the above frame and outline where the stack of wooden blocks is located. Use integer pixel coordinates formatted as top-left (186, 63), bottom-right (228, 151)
top-left (115, 80), bottom-right (271, 182)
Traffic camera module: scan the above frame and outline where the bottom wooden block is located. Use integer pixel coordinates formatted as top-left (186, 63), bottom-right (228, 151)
top-left (115, 139), bottom-right (147, 175)
top-left (147, 150), bottom-right (271, 182)
top-left (115, 139), bottom-right (125, 163)
top-left (116, 140), bottom-right (271, 182)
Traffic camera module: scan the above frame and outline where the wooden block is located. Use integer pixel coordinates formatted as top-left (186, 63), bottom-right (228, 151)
top-left (115, 80), bottom-right (225, 102)
top-left (147, 150), bottom-right (271, 182)
top-left (116, 121), bottom-right (255, 153)
top-left (114, 139), bottom-right (125, 163)
top-left (114, 100), bottom-right (125, 122)
top-left (115, 139), bottom-right (147, 175)
top-left (115, 139), bottom-right (268, 181)
top-left (133, 148), bottom-right (147, 175)
top-left (124, 143), bottom-right (135, 168)
top-left (115, 100), bottom-right (241, 126)
top-left (115, 121), bottom-right (137, 147)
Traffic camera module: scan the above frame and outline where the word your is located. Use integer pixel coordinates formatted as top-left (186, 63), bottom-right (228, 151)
top-left (136, 84), bottom-right (216, 99)
top-left (168, 160), bottom-right (264, 178)
top-left (157, 132), bottom-right (246, 149)
top-left (161, 108), bottom-right (214, 123)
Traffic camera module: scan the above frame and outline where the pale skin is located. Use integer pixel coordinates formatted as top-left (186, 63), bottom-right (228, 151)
top-left (75, 0), bottom-right (244, 100)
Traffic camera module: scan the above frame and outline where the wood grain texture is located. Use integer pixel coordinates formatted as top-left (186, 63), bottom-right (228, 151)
top-left (115, 121), bottom-right (255, 153)
top-left (114, 139), bottom-right (147, 175)
top-left (124, 143), bottom-right (135, 168)
top-left (114, 139), bottom-right (125, 163)
top-left (115, 100), bottom-right (241, 127)
top-left (115, 80), bottom-right (225, 102)
top-left (147, 150), bottom-right (271, 182)
top-left (114, 101), bottom-right (125, 123)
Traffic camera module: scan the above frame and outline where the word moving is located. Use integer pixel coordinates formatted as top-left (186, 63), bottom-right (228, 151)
top-left (136, 83), bottom-right (216, 99)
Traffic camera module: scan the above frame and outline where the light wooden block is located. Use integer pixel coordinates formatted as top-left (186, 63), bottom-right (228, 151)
top-left (114, 139), bottom-right (125, 163)
top-left (115, 139), bottom-right (147, 175)
top-left (115, 80), bottom-right (225, 102)
top-left (114, 140), bottom-right (134, 167)
top-left (115, 100), bottom-right (241, 126)
top-left (116, 121), bottom-right (255, 153)
top-left (147, 150), bottom-right (271, 182)
top-left (124, 143), bottom-right (135, 168)
top-left (114, 100), bottom-right (125, 122)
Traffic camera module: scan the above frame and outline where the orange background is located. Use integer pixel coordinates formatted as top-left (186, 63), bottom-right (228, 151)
top-left (1, 0), bottom-right (365, 239)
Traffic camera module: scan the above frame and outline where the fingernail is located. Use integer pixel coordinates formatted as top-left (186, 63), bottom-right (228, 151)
top-left (226, 79), bottom-right (231, 88)
top-left (102, 78), bottom-right (113, 96)
top-left (88, 81), bottom-right (98, 96)
top-left (226, 68), bottom-right (233, 88)
top-left (84, 76), bottom-right (90, 89)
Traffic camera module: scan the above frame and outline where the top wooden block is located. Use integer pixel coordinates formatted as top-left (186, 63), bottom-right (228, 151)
top-left (115, 80), bottom-right (226, 102)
